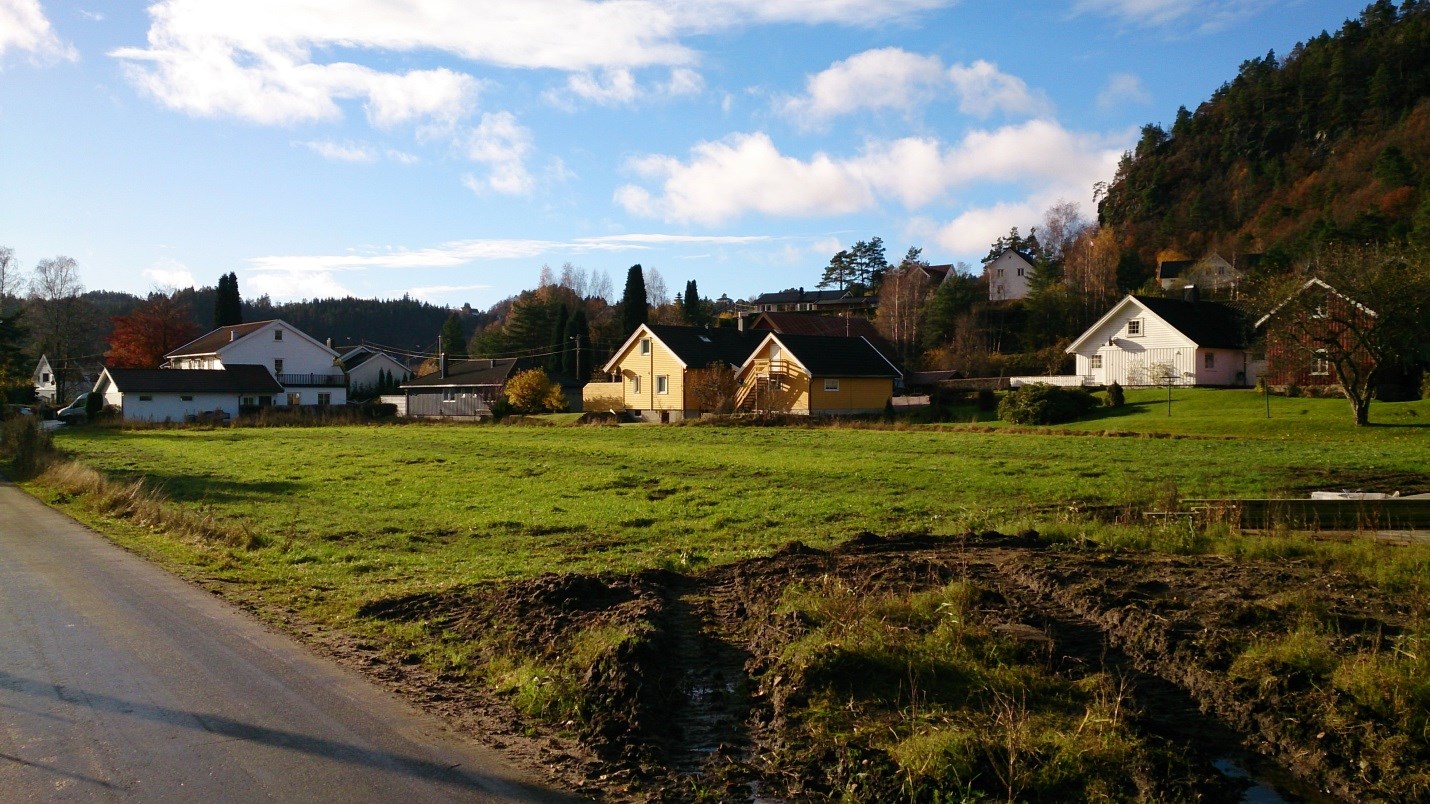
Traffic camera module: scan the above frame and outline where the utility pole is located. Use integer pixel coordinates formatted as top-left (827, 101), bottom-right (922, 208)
top-left (570, 334), bottom-right (581, 381)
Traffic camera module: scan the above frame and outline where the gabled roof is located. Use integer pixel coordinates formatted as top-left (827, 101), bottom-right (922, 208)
top-left (985, 249), bottom-right (1036, 267)
top-left (602, 325), bottom-right (762, 373)
top-left (1067, 294), bottom-right (1254, 352)
top-left (749, 312), bottom-right (903, 372)
top-left (1254, 277), bottom-right (1377, 328)
top-left (401, 358), bottom-right (519, 388)
top-left (165, 319), bottom-right (338, 360)
top-left (742, 332), bottom-right (901, 379)
top-left (1157, 259), bottom-right (1194, 279)
top-left (100, 365), bottom-right (284, 394)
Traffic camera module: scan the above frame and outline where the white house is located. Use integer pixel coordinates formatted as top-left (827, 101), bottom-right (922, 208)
top-left (165, 319), bottom-right (346, 406)
top-left (32, 355), bottom-right (56, 403)
top-left (340, 345), bottom-right (410, 400)
top-left (1058, 289), bottom-right (1260, 387)
top-left (93, 365), bottom-right (284, 422)
top-left (984, 249), bottom-right (1035, 301)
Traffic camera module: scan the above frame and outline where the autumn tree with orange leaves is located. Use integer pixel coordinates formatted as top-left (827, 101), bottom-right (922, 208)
top-left (106, 293), bottom-right (201, 368)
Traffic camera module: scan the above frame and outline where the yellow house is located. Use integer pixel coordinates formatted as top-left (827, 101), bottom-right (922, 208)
top-left (735, 332), bottom-right (901, 416)
top-left (599, 325), bottom-right (762, 422)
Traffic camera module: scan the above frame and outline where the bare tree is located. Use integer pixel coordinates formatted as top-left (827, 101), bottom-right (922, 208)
top-left (0, 246), bottom-right (20, 305)
top-left (645, 266), bottom-right (669, 308)
top-left (875, 251), bottom-right (932, 365)
top-left (28, 256), bottom-right (89, 402)
top-left (1038, 200), bottom-right (1090, 266)
top-left (589, 269), bottom-right (614, 303)
top-left (558, 262), bottom-right (588, 298)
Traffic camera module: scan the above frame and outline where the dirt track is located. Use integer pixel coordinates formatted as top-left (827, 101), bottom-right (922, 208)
top-left (341, 531), bottom-right (1424, 801)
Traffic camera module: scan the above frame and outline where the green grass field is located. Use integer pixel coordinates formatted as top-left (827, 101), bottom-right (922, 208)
top-left (31, 390), bottom-right (1427, 609)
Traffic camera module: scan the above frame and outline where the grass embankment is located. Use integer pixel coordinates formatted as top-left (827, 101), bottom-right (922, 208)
top-left (17, 390), bottom-right (1430, 798)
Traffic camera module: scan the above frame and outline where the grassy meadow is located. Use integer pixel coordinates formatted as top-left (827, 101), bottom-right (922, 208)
top-left (26, 389), bottom-right (1428, 611)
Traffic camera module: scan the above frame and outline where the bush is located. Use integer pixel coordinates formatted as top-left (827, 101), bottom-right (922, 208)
top-left (976, 387), bottom-right (998, 412)
top-left (1105, 381), bottom-right (1125, 408)
top-left (997, 384), bottom-right (1098, 425)
top-left (1, 415), bottom-right (51, 478)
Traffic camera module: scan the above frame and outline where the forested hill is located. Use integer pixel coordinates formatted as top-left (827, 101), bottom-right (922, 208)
top-left (1098, 0), bottom-right (1430, 276)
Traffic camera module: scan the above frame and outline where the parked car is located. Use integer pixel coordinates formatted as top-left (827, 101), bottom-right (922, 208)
top-left (56, 393), bottom-right (90, 425)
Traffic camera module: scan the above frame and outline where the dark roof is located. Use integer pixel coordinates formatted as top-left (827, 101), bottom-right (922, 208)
top-left (749, 312), bottom-right (881, 339)
top-left (764, 333), bottom-right (901, 378)
top-left (1134, 295), bottom-right (1254, 349)
top-left (1157, 259), bottom-right (1194, 279)
top-left (103, 365), bottom-right (283, 394)
top-left (649, 325), bottom-right (762, 368)
top-left (402, 358), bottom-right (519, 388)
top-left (341, 350), bottom-right (378, 371)
top-left (749, 288), bottom-right (854, 305)
top-left (166, 320), bottom-right (275, 357)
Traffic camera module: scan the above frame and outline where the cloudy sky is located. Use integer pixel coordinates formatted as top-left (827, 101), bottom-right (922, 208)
top-left (2, 0), bottom-right (1368, 308)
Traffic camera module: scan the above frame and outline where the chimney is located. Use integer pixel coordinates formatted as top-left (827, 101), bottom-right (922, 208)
top-left (325, 337), bottom-right (332, 348)
top-left (1183, 284), bottom-right (1199, 304)
top-left (737, 314), bottom-right (745, 332)
top-left (439, 352), bottom-right (448, 379)
top-left (229, 329), bottom-right (237, 342)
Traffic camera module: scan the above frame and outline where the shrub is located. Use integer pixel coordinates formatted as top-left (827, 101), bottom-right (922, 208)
top-left (976, 387), bottom-right (998, 412)
top-left (1, 415), bottom-right (52, 478)
top-left (1105, 381), bottom-right (1125, 408)
top-left (997, 384), bottom-right (1098, 425)
top-left (1284, 382), bottom-right (1303, 398)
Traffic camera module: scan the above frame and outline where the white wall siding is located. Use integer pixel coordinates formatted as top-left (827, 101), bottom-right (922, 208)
top-left (120, 392), bottom-right (239, 422)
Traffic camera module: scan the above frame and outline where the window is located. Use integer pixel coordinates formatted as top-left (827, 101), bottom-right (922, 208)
top-left (180, 395), bottom-right (194, 401)
top-left (274, 359), bottom-right (284, 375)
top-left (639, 338), bottom-right (651, 355)
top-left (1090, 355), bottom-right (1103, 369)
top-left (274, 329), bottom-right (284, 341)
top-left (287, 393), bottom-right (301, 406)
top-left (1016, 267), bottom-right (1025, 277)
top-left (632, 375), bottom-right (641, 394)
top-left (317, 392), bottom-right (331, 406)
top-left (241, 396), bottom-right (255, 406)
top-left (1204, 353), bottom-right (1215, 369)
top-left (996, 268), bottom-right (1005, 277)
top-left (1126, 319), bottom-right (1142, 337)
top-left (824, 379), bottom-right (840, 392)
top-left (656, 375), bottom-right (669, 395)
top-left (139, 395), bottom-right (153, 402)
top-left (442, 389), bottom-right (455, 402)
top-left (1312, 352), bottom-right (1330, 376)
top-left (41, 372), bottom-right (49, 383)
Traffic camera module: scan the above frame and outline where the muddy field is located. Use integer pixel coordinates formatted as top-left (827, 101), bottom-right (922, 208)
top-left (323, 532), bottom-right (1426, 801)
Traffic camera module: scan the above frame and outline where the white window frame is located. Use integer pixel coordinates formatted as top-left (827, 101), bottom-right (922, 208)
top-left (1204, 353), bottom-right (1215, 369)
top-left (1312, 351), bottom-right (1331, 376)
top-left (1090, 355), bottom-right (1103, 369)
top-left (1126, 319), bottom-right (1142, 337)
top-left (639, 338), bottom-right (651, 355)
top-left (274, 358), bottom-right (284, 375)
top-left (656, 375), bottom-right (669, 395)
top-left (287, 392), bottom-right (301, 406)
top-left (317, 392), bottom-right (331, 406)
top-left (274, 329), bottom-right (284, 341)
top-left (824, 379), bottom-right (840, 392)
top-left (632, 375), bottom-right (641, 394)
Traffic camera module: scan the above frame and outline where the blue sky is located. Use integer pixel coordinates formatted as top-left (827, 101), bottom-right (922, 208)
top-left (2, 0), bottom-right (1370, 310)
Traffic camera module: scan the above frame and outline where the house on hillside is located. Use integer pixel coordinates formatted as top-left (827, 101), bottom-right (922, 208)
top-left (400, 356), bottom-right (519, 419)
top-left (735, 332), bottom-right (902, 416)
top-left (93, 365), bottom-right (284, 422)
top-left (33, 355), bottom-right (99, 405)
top-left (165, 319), bottom-right (346, 407)
top-left (1254, 278), bottom-right (1376, 388)
top-left (1049, 287), bottom-right (1258, 387)
top-left (1157, 252), bottom-right (1255, 291)
top-left (594, 325), bottom-right (761, 422)
top-left (742, 287), bottom-right (877, 317)
top-left (984, 249), bottom-right (1035, 301)
top-left (340, 345), bottom-right (410, 400)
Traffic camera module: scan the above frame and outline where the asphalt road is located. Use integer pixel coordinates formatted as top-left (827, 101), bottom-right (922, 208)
top-left (0, 480), bottom-right (572, 802)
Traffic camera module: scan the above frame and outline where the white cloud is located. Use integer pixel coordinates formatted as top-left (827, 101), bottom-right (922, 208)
top-left (1073, 0), bottom-right (1263, 32)
top-left (0, 0), bottom-right (77, 63)
top-left (1096, 72), bottom-right (1152, 112)
top-left (301, 140), bottom-right (377, 162)
top-left (615, 121), bottom-right (1127, 225)
top-left (781, 49), bottom-right (1048, 125)
top-left (463, 112), bottom-right (534, 195)
top-left (547, 66), bottom-right (704, 109)
top-left (247, 269), bottom-right (354, 301)
top-left (947, 60), bottom-right (1049, 119)
top-left (143, 258), bottom-right (197, 289)
top-left (406, 283), bottom-right (493, 301)
top-left (113, 1), bottom-right (950, 123)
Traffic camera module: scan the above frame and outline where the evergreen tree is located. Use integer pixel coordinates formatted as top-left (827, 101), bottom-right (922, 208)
top-left (440, 312), bottom-right (469, 358)
top-left (547, 304), bottom-right (569, 373)
top-left (564, 307), bottom-right (589, 378)
top-left (620, 264), bottom-right (648, 337)
top-left (214, 272), bottom-right (243, 327)
top-left (818, 249), bottom-right (854, 290)
top-left (682, 279), bottom-right (703, 324)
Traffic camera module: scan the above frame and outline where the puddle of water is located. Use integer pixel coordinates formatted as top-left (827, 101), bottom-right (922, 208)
top-left (1214, 756), bottom-right (1338, 803)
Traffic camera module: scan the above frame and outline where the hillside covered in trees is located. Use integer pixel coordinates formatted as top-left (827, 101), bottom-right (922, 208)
top-left (1100, 0), bottom-right (1430, 277)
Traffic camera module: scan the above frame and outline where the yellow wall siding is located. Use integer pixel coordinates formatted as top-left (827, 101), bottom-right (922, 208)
top-left (611, 335), bottom-right (688, 410)
top-left (809, 377), bottom-right (892, 413)
top-left (582, 381), bottom-right (625, 411)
